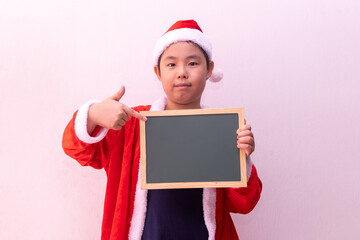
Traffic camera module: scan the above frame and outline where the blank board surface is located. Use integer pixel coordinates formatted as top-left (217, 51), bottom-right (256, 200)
top-left (140, 108), bottom-right (247, 189)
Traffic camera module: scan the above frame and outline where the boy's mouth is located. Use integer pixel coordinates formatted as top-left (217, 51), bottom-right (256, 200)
top-left (174, 83), bottom-right (191, 89)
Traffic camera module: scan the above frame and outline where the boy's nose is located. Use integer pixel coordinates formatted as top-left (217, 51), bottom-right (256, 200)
top-left (177, 66), bottom-right (188, 79)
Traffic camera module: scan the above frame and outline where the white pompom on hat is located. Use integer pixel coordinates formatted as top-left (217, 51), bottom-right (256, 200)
top-left (153, 19), bottom-right (223, 83)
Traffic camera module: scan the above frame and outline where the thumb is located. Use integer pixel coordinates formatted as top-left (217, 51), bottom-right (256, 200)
top-left (110, 85), bottom-right (125, 101)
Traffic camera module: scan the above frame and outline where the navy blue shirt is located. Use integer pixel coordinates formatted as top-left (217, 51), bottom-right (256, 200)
top-left (142, 189), bottom-right (208, 240)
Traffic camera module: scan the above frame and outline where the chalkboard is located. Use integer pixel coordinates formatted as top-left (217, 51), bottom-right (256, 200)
top-left (139, 108), bottom-right (247, 189)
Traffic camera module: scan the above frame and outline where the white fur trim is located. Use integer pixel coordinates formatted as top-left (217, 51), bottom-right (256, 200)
top-left (129, 163), bottom-right (148, 240)
top-left (153, 28), bottom-right (212, 65)
top-left (128, 97), bottom-right (167, 239)
top-left (246, 156), bottom-right (254, 181)
top-left (203, 188), bottom-right (217, 240)
top-left (74, 100), bottom-right (109, 144)
top-left (149, 96), bottom-right (168, 111)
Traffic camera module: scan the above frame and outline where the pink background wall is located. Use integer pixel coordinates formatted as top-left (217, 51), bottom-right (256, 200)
top-left (1, 0), bottom-right (359, 239)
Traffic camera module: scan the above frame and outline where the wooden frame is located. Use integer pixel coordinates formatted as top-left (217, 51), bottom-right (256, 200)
top-left (140, 108), bottom-right (247, 189)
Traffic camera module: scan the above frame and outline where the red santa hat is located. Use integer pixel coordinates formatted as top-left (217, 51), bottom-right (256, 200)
top-left (153, 19), bottom-right (223, 82)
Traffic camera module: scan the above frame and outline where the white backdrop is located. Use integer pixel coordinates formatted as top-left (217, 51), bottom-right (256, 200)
top-left (1, 0), bottom-right (359, 239)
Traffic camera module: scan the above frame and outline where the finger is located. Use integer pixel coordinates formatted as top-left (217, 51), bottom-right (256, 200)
top-left (121, 113), bottom-right (131, 122)
top-left (110, 85), bottom-right (125, 101)
top-left (241, 124), bottom-right (251, 131)
top-left (113, 123), bottom-right (123, 131)
top-left (123, 105), bottom-right (147, 121)
top-left (117, 118), bottom-right (126, 126)
top-left (118, 110), bottom-right (130, 122)
top-left (237, 143), bottom-right (252, 150)
top-left (237, 130), bottom-right (253, 138)
top-left (112, 119), bottom-right (126, 130)
top-left (238, 125), bottom-right (251, 133)
top-left (237, 136), bottom-right (255, 146)
top-left (237, 143), bottom-right (254, 156)
top-left (236, 124), bottom-right (251, 134)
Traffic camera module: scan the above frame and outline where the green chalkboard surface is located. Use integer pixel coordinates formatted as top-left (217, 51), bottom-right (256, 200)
top-left (140, 108), bottom-right (247, 189)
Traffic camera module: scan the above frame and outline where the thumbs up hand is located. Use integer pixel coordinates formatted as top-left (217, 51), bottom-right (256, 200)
top-left (87, 86), bottom-right (147, 134)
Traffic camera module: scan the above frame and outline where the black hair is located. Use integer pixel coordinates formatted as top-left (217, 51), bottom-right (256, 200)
top-left (157, 41), bottom-right (210, 75)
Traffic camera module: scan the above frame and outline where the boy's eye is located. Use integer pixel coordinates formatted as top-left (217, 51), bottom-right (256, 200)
top-left (167, 63), bottom-right (175, 67)
top-left (189, 62), bottom-right (198, 66)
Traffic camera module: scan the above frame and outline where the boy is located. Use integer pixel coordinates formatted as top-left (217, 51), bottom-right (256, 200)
top-left (63, 20), bottom-right (262, 240)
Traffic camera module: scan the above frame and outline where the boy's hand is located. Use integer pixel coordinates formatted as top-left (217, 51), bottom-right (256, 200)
top-left (87, 86), bottom-right (147, 134)
top-left (236, 124), bottom-right (255, 157)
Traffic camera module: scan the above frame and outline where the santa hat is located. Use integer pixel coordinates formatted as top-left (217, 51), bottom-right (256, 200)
top-left (153, 19), bottom-right (223, 83)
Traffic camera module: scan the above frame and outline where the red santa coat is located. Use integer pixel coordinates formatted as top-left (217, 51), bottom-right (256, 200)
top-left (62, 98), bottom-right (262, 240)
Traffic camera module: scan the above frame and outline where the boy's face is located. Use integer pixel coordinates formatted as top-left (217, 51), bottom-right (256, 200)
top-left (154, 41), bottom-right (214, 110)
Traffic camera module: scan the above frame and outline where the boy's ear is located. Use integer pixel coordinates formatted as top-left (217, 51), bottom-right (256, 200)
top-left (154, 66), bottom-right (161, 81)
top-left (206, 61), bottom-right (215, 80)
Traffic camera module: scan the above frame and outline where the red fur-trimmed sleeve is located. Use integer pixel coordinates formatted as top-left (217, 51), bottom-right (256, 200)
top-left (62, 105), bottom-right (151, 170)
top-left (224, 165), bottom-right (262, 214)
top-left (62, 110), bottom-right (116, 169)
